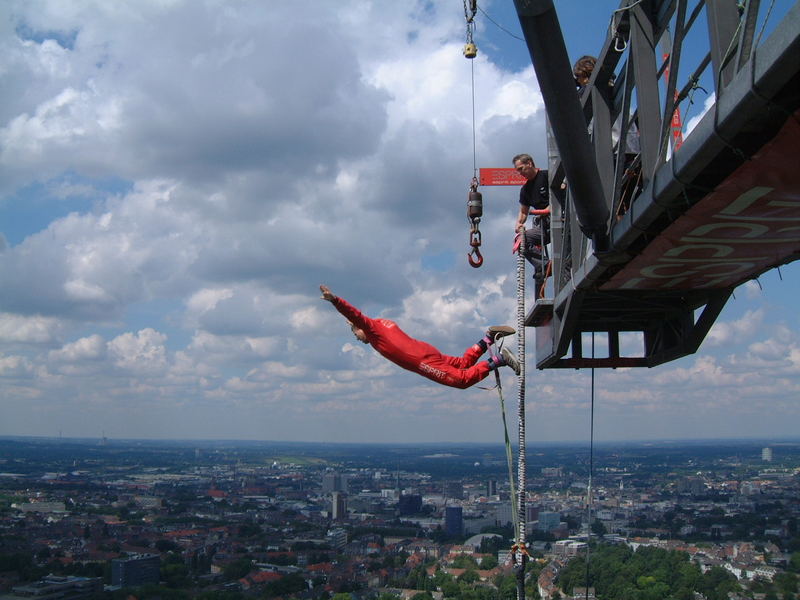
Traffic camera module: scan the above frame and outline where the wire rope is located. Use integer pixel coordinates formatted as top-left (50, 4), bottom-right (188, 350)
top-left (584, 334), bottom-right (596, 600)
top-left (477, 5), bottom-right (525, 42)
top-left (471, 58), bottom-right (477, 178)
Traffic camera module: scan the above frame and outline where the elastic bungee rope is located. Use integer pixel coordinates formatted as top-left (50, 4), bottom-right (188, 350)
top-left (514, 232), bottom-right (528, 600)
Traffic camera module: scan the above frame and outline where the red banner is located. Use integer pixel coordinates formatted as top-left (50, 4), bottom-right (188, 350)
top-left (663, 53), bottom-right (684, 150)
top-left (479, 168), bottom-right (527, 186)
top-left (603, 111), bottom-right (800, 291)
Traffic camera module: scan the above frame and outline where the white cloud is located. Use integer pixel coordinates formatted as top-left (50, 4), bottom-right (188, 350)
top-left (108, 329), bottom-right (167, 374)
top-left (706, 309), bottom-right (764, 346)
top-left (683, 92), bottom-right (715, 138)
top-left (0, 313), bottom-right (62, 344)
top-left (0, 354), bottom-right (33, 377)
top-left (49, 334), bottom-right (106, 362)
top-left (0, 0), bottom-right (797, 442)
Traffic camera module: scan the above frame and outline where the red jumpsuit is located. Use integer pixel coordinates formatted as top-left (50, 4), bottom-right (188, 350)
top-left (332, 296), bottom-right (491, 389)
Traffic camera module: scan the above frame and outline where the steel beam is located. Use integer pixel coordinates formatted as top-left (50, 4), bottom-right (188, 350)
top-left (629, 1), bottom-right (663, 183)
top-left (514, 0), bottom-right (610, 249)
top-left (706, 0), bottom-right (740, 89)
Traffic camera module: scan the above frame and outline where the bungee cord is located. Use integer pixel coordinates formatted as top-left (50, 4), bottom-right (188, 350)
top-left (514, 231), bottom-right (527, 600)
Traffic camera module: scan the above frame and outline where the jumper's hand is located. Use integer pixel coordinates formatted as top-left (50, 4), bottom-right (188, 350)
top-left (320, 285), bottom-right (335, 302)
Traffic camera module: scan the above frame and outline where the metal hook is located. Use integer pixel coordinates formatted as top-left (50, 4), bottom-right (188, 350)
top-left (614, 32), bottom-right (627, 52)
top-left (468, 246), bottom-right (483, 268)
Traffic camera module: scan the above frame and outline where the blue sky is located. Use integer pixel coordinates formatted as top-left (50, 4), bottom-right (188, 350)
top-left (1, 0), bottom-right (798, 444)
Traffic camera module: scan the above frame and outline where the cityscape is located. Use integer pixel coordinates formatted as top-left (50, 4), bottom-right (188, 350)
top-left (0, 436), bottom-right (798, 599)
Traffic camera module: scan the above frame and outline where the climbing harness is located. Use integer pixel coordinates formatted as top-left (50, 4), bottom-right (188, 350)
top-left (467, 178), bottom-right (483, 267)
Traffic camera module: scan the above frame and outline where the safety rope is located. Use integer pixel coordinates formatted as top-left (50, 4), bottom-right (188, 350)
top-left (494, 369), bottom-right (519, 543)
top-left (584, 334), bottom-right (596, 600)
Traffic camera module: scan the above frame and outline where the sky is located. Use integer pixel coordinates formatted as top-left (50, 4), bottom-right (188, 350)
top-left (1, 0), bottom-right (798, 445)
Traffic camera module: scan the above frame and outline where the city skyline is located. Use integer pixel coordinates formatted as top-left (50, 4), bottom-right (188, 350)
top-left (1, 1), bottom-right (798, 444)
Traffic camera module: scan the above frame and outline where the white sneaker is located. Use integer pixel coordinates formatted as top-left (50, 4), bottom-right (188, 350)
top-left (501, 348), bottom-right (521, 375)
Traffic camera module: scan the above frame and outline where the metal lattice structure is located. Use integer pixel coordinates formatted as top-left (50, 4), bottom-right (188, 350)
top-left (516, 0), bottom-right (800, 368)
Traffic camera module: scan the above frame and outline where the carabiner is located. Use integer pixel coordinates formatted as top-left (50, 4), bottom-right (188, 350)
top-left (468, 246), bottom-right (483, 268)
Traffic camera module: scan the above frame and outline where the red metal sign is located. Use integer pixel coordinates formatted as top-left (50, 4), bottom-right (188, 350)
top-left (663, 54), bottom-right (684, 150)
top-left (479, 168), bottom-right (527, 186)
top-left (603, 110), bottom-right (800, 291)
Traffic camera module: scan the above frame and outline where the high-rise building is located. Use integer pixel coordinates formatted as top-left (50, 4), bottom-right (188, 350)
top-left (326, 527), bottom-right (347, 550)
top-left (486, 479), bottom-right (497, 497)
top-left (526, 504), bottom-right (540, 522)
top-left (537, 511), bottom-right (561, 532)
top-left (762, 447), bottom-right (773, 462)
top-left (398, 494), bottom-right (422, 515)
top-left (322, 471), bottom-right (348, 493)
top-left (444, 481), bottom-right (464, 500)
top-left (111, 553), bottom-right (161, 587)
top-left (331, 491), bottom-right (347, 520)
top-left (494, 502), bottom-right (513, 526)
top-left (445, 506), bottom-right (463, 536)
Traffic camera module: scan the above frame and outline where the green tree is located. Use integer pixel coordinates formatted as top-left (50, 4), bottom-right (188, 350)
top-left (698, 566), bottom-right (740, 600)
top-left (155, 539), bottom-right (181, 553)
top-left (264, 572), bottom-right (307, 597)
top-left (451, 555), bottom-right (479, 569)
top-left (790, 551), bottom-right (800, 573)
top-left (775, 571), bottom-right (799, 595)
top-left (110, 584), bottom-right (189, 599)
top-left (590, 519), bottom-right (607, 537)
top-left (161, 561), bottom-right (189, 588)
top-left (440, 578), bottom-right (460, 598)
top-left (222, 558), bottom-right (253, 581)
top-left (457, 569), bottom-right (479, 584)
top-left (196, 592), bottom-right (245, 600)
top-left (238, 522), bottom-right (262, 537)
top-left (495, 573), bottom-right (518, 600)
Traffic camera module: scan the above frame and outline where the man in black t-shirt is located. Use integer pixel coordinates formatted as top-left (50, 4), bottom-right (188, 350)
top-left (513, 153), bottom-right (550, 298)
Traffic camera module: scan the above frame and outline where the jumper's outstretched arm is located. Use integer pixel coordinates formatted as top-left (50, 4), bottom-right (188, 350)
top-left (320, 284), bottom-right (335, 303)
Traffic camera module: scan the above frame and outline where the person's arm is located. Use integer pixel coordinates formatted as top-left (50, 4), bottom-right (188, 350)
top-left (319, 285), bottom-right (372, 331)
top-left (320, 284), bottom-right (336, 302)
top-left (516, 203), bottom-right (529, 232)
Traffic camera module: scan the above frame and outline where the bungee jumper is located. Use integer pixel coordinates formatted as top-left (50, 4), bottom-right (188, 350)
top-left (320, 284), bottom-right (520, 389)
